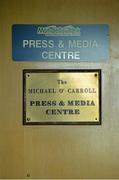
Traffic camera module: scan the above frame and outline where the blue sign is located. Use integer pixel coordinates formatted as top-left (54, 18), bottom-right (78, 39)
top-left (12, 24), bottom-right (109, 61)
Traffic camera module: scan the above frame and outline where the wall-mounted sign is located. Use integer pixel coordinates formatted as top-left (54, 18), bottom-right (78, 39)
top-left (23, 69), bottom-right (101, 125)
top-left (12, 24), bottom-right (109, 61)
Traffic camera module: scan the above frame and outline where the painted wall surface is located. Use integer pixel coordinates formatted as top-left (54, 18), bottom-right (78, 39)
top-left (0, 0), bottom-right (119, 179)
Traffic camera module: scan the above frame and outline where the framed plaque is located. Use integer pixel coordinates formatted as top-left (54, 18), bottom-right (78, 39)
top-left (23, 69), bottom-right (101, 125)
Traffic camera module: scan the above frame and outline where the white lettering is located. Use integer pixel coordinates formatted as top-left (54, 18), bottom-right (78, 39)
top-left (23, 40), bottom-right (29, 48)
top-left (22, 40), bottom-right (54, 48)
top-left (42, 51), bottom-right (80, 60)
top-left (68, 40), bottom-right (98, 48)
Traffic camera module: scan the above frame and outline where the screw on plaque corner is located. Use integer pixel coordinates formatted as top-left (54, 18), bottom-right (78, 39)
top-left (27, 117), bottom-right (30, 121)
top-left (26, 173), bottom-right (30, 178)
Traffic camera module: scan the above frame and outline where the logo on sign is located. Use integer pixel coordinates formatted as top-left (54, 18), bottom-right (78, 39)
top-left (37, 25), bottom-right (81, 36)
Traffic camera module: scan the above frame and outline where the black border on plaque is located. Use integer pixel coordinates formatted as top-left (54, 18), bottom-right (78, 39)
top-left (23, 69), bottom-right (102, 125)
